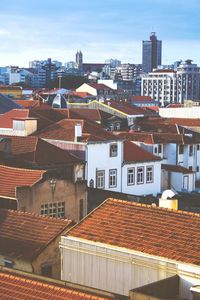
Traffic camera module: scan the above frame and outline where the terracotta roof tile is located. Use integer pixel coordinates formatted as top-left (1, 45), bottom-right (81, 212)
top-left (0, 136), bottom-right (81, 166)
top-left (14, 100), bottom-right (41, 108)
top-left (123, 140), bottom-right (160, 163)
top-left (68, 198), bottom-right (200, 265)
top-left (0, 270), bottom-right (111, 299)
top-left (162, 164), bottom-right (194, 174)
top-left (0, 209), bottom-right (73, 261)
top-left (0, 109), bottom-right (30, 128)
top-left (0, 165), bottom-right (46, 199)
top-left (37, 119), bottom-right (120, 143)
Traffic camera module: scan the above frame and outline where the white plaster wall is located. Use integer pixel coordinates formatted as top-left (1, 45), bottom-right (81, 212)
top-left (86, 141), bottom-right (123, 192)
top-left (122, 161), bottom-right (161, 196)
top-left (159, 107), bottom-right (200, 119)
top-left (61, 237), bottom-right (200, 299)
top-left (164, 144), bottom-right (177, 164)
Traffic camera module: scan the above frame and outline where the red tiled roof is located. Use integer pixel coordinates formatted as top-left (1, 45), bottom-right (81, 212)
top-left (88, 83), bottom-right (114, 91)
top-left (143, 106), bottom-right (159, 112)
top-left (70, 91), bottom-right (93, 98)
top-left (162, 164), bottom-right (194, 174)
top-left (0, 209), bottom-right (72, 261)
top-left (69, 109), bottom-right (102, 123)
top-left (37, 119), bottom-right (120, 143)
top-left (0, 136), bottom-right (81, 166)
top-left (68, 198), bottom-right (200, 265)
top-left (0, 109), bottom-right (30, 128)
top-left (14, 100), bottom-right (41, 108)
top-left (123, 140), bottom-right (160, 163)
top-left (0, 165), bottom-right (46, 199)
top-left (105, 101), bottom-right (150, 116)
top-left (166, 104), bottom-right (184, 108)
top-left (0, 269), bottom-right (111, 300)
top-left (132, 96), bottom-right (154, 102)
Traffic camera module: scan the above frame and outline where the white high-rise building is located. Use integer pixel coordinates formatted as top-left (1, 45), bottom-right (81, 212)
top-left (141, 60), bottom-right (200, 105)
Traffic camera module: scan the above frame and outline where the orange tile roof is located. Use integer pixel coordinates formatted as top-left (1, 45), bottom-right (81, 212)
top-left (68, 198), bottom-right (200, 265)
top-left (123, 140), bottom-right (160, 163)
top-left (0, 136), bottom-right (81, 165)
top-left (14, 100), bottom-right (41, 108)
top-left (0, 109), bottom-right (30, 128)
top-left (0, 165), bottom-right (46, 199)
top-left (162, 164), bottom-right (194, 174)
top-left (37, 119), bottom-right (120, 143)
top-left (0, 209), bottom-right (73, 261)
top-left (0, 269), bottom-right (111, 300)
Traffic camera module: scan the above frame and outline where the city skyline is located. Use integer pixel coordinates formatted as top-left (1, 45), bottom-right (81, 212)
top-left (0, 0), bottom-right (200, 67)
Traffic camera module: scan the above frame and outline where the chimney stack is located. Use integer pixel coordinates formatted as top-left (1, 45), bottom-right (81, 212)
top-left (75, 123), bottom-right (82, 142)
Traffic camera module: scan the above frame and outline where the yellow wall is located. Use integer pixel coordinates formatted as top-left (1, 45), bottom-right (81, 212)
top-left (0, 86), bottom-right (22, 99)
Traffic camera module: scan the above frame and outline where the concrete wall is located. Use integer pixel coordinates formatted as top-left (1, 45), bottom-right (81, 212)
top-left (0, 254), bottom-right (32, 273)
top-left (159, 107), bottom-right (200, 119)
top-left (16, 179), bottom-right (87, 222)
top-left (60, 237), bottom-right (200, 300)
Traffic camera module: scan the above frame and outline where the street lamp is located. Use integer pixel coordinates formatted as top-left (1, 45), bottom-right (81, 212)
top-left (49, 178), bottom-right (56, 194)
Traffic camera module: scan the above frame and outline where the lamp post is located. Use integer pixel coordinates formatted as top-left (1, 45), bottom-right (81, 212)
top-left (49, 178), bottom-right (56, 199)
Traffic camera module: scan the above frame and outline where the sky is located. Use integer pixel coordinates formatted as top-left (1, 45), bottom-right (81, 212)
top-left (0, 0), bottom-right (200, 67)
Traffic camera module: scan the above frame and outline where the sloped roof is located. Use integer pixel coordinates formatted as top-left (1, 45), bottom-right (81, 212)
top-left (162, 164), bottom-right (194, 174)
top-left (104, 101), bottom-right (150, 116)
top-left (0, 109), bottom-right (30, 128)
top-left (0, 165), bottom-right (46, 199)
top-left (37, 118), bottom-right (120, 143)
top-left (0, 269), bottom-right (111, 300)
top-left (68, 198), bottom-right (200, 265)
top-left (14, 100), bottom-right (41, 108)
top-left (0, 209), bottom-right (72, 261)
top-left (123, 140), bottom-right (160, 163)
top-left (0, 136), bottom-right (81, 166)
top-left (132, 96), bottom-right (154, 102)
top-left (0, 94), bottom-right (22, 114)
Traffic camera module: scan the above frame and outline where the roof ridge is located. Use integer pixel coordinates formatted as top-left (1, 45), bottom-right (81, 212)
top-left (109, 198), bottom-right (200, 217)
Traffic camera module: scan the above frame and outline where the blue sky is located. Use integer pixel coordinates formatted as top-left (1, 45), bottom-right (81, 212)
top-left (0, 0), bottom-right (200, 67)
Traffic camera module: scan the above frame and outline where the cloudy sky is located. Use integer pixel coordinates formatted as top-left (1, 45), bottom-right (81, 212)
top-left (0, 0), bottom-right (199, 67)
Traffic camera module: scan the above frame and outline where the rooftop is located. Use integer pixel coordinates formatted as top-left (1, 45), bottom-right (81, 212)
top-left (0, 209), bottom-right (72, 261)
top-left (68, 198), bottom-right (200, 265)
top-left (123, 140), bottom-right (160, 163)
top-left (0, 165), bottom-right (46, 199)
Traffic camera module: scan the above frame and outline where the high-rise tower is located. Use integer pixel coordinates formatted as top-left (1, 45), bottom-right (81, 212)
top-left (76, 51), bottom-right (83, 70)
top-left (142, 32), bottom-right (162, 73)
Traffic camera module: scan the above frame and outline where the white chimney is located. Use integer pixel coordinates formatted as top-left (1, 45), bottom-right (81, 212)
top-left (75, 123), bottom-right (82, 142)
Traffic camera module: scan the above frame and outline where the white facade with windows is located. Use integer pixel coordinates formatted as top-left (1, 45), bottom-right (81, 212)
top-left (122, 162), bottom-right (161, 196)
top-left (86, 140), bottom-right (161, 196)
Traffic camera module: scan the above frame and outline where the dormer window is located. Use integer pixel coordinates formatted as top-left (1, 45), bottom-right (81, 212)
top-left (110, 143), bottom-right (118, 157)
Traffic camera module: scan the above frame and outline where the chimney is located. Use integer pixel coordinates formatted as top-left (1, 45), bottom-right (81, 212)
top-left (74, 123), bottom-right (82, 142)
top-left (159, 189), bottom-right (178, 210)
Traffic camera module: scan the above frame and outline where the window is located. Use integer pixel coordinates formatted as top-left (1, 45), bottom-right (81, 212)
top-left (154, 147), bottom-right (158, 154)
top-left (146, 166), bottom-right (153, 183)
top-left (197, 166), bottom-right (199, 172)
top-left (109, 169), bottom-right (117, 188)
top-left (189, 166), bottom-right (192, 171)
top-left (79, 199), bottom-right (84, 220)
top-left (96, 170), bottom-right (105, 189)
top-left (179, 145), bottom-right (184, 155)
top-left (4, 259), bottom-right (14, 268)
top-left (189, 145), bottom-right (193, 156)
top-left (197, 144), bottom-right (200, 151)
top-left (127, 168), bottom-right (135, 185)
top-left (41, 265), bottom-right (52, 277)
top-left (40, 202), bottom-right (65, 218)
top-left (158, 144), bottom-right (162, 154)
top-left (110, 143), bottom-right (118, 157)
top-left (137, 167), bottom-right (144, 184)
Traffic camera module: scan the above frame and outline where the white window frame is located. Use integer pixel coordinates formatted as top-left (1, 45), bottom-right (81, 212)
top-left (137, 167), bottom-right (144, 184)
top-left (127, 168), bottom-right (135, 185)
top-left (96, 170), bottom-right (105, 189)
top-left (146, 165), bottom-right (154, 183)
top-left (109, 169), bottom-right (117, 188)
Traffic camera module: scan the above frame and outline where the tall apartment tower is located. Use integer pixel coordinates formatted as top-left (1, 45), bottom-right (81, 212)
top-left (142, 32), bottom-right (162, 73)
top-left (76, 51), bottom-right (83, 69)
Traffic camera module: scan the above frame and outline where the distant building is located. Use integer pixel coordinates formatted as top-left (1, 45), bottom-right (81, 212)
top-left (142, 32), bottom-right (162, 73)
top-left (75, 50), bottom-right (83, 70)
top-left (142, 60), bottom-right (200, 105)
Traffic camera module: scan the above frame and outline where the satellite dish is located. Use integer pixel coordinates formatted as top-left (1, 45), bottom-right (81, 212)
top-left (161, 189), bottom-right (176, 200)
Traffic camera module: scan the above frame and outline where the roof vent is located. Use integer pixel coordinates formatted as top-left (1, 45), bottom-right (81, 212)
top-left (159, 189), bottom-right (178, 210)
